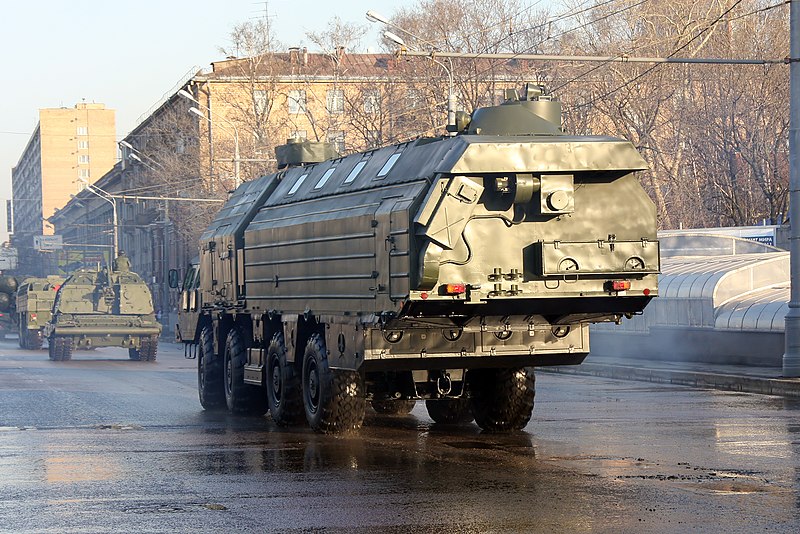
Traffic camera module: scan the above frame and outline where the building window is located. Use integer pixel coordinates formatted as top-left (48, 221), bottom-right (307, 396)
top-left (366, 130), bottom-right (381, 148)
top-left (327, 89), bottom-right (344, 114)
top-left (288, 90), bottom-right (306, 114)
top-left (363, 90), bottom-right (380, 114)
top-left (327, 131), bottom-right (345, 154)
top-left (77, 126), bottom-right (88, 135)
top-left (78, 140), bottom-right (89, 150)
top-left (406, 89), bottom-right (422, 109)
top-left (290, 130), bottom-right (307, 140)
top-left (254, 89), bottom-right (269, 114)
top-left (78, 155), bottom-right (90, 164)
top-left (78, 169), bottom-right (90, 179)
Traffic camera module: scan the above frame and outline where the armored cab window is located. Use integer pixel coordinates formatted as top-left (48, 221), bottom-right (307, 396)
top-left (288, 173), bottom-right (309, 196)
top-left (376, 152), bottom-right (402, 179)
top-left (343, 160), bottom-right (367, 185)
top-left (314, 168), bottom-right (337, 190)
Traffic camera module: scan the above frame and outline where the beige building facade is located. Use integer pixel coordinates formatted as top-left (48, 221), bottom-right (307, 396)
top-left (11, 103), bottom-right (116, 273)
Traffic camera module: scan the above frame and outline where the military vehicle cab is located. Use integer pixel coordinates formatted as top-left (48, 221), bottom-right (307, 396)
top-left (45, 268), bottom-right (161, 361)
top-left (176, 84), bottom-right (660, 433)
top-left (16, 276), bottom-right (64, 349)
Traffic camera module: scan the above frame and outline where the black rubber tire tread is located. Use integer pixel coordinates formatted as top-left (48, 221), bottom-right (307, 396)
top-left (29, 330), bottom-right (43, 351)
top-left (48, 336), bottom-right (58, 361)
top-left (18, 319), bottom-right (26, 349)
top-left (266, 332), bottom-right (304, 426)
top-left (425, 398), bottom-right (474, 424)
top-left (142, 335), bottom-right (159, 362)
top-left (49, 336), bottom-right (73, 362)
top-left (372, 399), bottom-right (416, 415)
top-left (469, 367), bottom-right (535, 432)
top-left (224, 327), bottom-right (268, 415)
top-left (302, 333), bottom-right (365, 433)
top-left (198, 326), bottom-right (225, 410)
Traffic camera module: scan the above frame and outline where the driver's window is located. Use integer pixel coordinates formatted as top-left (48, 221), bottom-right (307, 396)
top-left (182, 267), bottom-right (196, 292)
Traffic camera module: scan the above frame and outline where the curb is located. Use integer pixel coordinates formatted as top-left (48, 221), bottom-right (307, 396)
top-left (538, 362), bottom-right (800, 398)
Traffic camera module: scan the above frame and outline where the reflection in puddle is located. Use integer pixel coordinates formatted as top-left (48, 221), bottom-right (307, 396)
top-left (45, 455), bottom-right (117, 483)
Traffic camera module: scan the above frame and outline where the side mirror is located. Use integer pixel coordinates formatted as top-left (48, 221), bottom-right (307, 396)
top-left (168, 269), bottom-right (180, 289)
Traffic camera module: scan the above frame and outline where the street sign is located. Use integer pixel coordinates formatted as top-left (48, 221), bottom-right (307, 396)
top-left (34, 235), bottom-right (63, 251)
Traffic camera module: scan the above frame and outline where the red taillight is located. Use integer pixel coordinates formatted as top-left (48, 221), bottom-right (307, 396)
top-left (420, 292), bottom-right (429, 300)
top-left (444, 283), bottom-right (467, 295)
top-left (607, 280), bottom-right (631, 292)
top-left (30, 313), bottom-right (37, 321)
top-left (643, 288), bottom-right (651, 296)
top-left (52, 285), bottom-right (61, 292)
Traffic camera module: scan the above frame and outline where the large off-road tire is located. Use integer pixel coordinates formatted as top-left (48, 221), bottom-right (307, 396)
top-left (425, 398), bottom-right (474, 424)
top-left (266, 332), bottom-right (304, 426)
top-left (469, 367), bottom-right (535, 432)
top-left (302, 333), bottom-right (365, 433)
top-left (48, 336), bottom-right (73, 362)
top-left (198, 326), bottom-right (225, 411)
top-left (372, 399), bottom-right (416, 415)
top-left (224, 327), bottom-right (267, 415)
top-left (142, 335), bottom-right (158, 362)
top-left (18, 319), bottom-right (26, 349)
top-left (29, 330), bottom-right (43, 351)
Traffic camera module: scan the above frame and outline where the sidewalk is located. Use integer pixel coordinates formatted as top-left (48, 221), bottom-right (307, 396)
top-left (539, 352), bottom-right (800, 398)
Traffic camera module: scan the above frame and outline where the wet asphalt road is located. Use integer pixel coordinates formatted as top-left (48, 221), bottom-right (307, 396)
top-left (0, 338), bottom-right (799, 533)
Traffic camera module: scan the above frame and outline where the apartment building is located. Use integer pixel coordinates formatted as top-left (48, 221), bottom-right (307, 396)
top-left (10, 103), bottom-right (116, 273)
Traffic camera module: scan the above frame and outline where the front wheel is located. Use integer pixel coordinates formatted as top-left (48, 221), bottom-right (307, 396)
top-left (469, 367), bottom-right (535, 432)
top-left (302, 333), bottom-right (365, 433)
top-left (198, 326), bottom-right (225, 410)
top-left (48, 336), bottom-right (73, 361)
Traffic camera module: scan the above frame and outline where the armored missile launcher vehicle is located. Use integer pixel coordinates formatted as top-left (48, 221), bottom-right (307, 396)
top-left (176, 84), bottom-right (660, 433)
top-left (16, 275), bottom-right (64, 349)
top-left (45, 268), bottom-right (161, 361)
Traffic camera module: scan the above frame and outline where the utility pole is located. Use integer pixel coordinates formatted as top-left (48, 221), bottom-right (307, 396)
top-left (784, 0), bottom-right (800, 377)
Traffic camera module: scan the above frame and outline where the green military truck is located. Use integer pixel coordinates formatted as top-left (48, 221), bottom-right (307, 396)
top-left (17, 276), bottom-right (64, 350)
top-left (45, 268), bottom-right (162, 361)
top-left (0, 275), bottom-right (18, 340)
top-left (176, 84), bottom-right (660, 433)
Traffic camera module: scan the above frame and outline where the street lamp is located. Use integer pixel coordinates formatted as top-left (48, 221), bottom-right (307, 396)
top-left (77, 178), bottom-right (118, 256)
top-left (368, 11), bottom-right (456, 133)
top-left (119, 140), bottom-right (165, 171)
top-left (179, 90), bottom-right (241, 186)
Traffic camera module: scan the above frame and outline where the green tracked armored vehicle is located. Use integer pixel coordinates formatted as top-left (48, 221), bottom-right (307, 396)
top-left (16, 276), bottom-right (64, 349)
top-left (176, 84), bottom-right (660, 433)
top-left (45, 268), bottom-right (161, 361)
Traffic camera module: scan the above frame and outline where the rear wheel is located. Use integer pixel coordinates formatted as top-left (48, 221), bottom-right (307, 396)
top-left (18, 319), bottom-right (26, 349)
top-left (224, 327), bottom-right (267, 414)
top-left (469, 367), bottom-right (535, 432)
top-left (302, 333), bottom-right (365, 433)
top-left (266, 332), bottom-right (304, 426)
top-left (198, 326), bottom-right (225, 410)
top-left (372, 399), bottom-right (416, 415)
top-left (29, 330), bottom-right (43, 351)
top-left (425, 398), bottom-right (473, 424)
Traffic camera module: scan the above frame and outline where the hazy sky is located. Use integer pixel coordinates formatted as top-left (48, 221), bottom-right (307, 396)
top-left (0, 0), bottom-right (408, 242)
